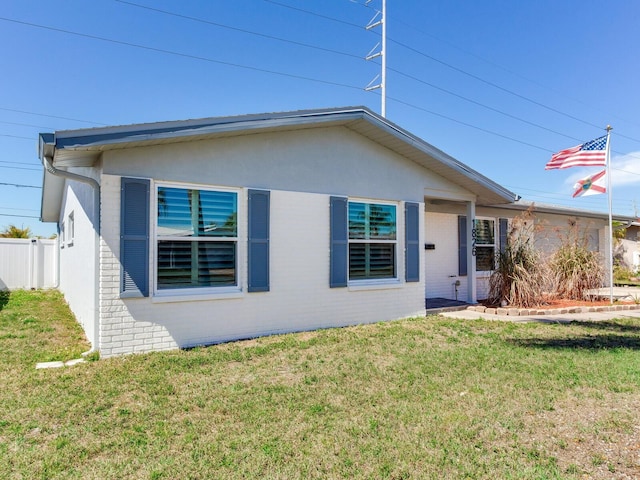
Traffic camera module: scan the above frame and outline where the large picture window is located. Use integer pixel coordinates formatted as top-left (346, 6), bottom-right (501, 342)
top-left (474, 218), bottom-right (495, 272)
top-left (156, 186), bottom-right (238, 290)
top-left (348, 202), bottom-right (397, 280)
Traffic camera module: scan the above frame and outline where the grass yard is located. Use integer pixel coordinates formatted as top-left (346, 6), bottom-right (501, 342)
top-left (1, 290), bottom-right (640, 479)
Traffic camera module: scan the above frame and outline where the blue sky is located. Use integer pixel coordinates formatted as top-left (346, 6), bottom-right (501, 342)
top-left (1, 0), bottom-right (639, 237)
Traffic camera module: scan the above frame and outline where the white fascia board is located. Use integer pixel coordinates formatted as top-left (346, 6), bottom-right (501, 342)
top-left (493, 200), bottom-right (637, 223)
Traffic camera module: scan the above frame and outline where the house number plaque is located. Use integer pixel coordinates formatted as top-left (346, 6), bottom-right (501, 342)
top-left (471, 226), bottom-right (477, 256)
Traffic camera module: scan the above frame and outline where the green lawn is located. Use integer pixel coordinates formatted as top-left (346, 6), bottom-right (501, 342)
top-left (1, 289), bottom-right (640, 479)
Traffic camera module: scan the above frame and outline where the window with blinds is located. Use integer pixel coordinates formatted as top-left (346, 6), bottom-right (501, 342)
top-left (156, 186), bottom-right (238, 290)
top-left (348, 202), bottom-right (397, 280)
top-left (474, 218), bottom-right (496, 272)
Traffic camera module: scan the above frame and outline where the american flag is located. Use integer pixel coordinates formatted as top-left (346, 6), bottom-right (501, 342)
top-left (545, 135), bottom-right (608, 170)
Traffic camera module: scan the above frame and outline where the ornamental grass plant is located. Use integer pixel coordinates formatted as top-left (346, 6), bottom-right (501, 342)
top-left (548, 218), bottom-right (604, 301)
top-left (488, 209), bottom-right (547, 308)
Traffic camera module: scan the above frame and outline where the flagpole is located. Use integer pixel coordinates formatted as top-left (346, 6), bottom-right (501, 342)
top-left (606, 125), bottom-right (613, 304)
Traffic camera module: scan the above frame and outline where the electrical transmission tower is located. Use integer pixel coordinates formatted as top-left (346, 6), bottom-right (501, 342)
top-left (365, 0), bottom-right (386, 117)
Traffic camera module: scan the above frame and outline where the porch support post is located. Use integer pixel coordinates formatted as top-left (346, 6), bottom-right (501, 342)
top-left (465, 201), bottom-right (477, 304)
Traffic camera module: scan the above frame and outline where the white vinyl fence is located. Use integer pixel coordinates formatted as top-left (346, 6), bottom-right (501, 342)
top-left (0, 238), bottom-right (58, 290)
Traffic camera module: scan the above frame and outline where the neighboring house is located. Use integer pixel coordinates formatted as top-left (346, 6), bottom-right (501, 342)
top-left (617, 221), bottom-right (640, 273)
top-left (38, 106), bottom-right (635, 357)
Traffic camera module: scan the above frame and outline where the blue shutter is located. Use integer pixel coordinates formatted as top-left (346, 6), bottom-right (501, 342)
top-left (330, 196), bottom-right (348, 288)
top-left (405, 202), bottom-right (420, 282)
top-left (499, 218), bottom-right (508, 254)
top-left (248, 189), bottom-right (270, 292)
top-left (458, 215), bottom-right (467, 277)
top-left (120, 177), bottom-right (150, 298)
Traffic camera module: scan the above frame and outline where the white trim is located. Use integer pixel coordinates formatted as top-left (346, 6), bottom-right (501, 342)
top-left (67, 211), bottom-right (75, 247)
top-left (348, 279), bottom-right (403, 291)
top-left (152, 288), bottom-right (243, 303)
top-left (347, 198), bottom-right (399, 284)
top-left (151, 180), bottom-right (243, 297)
top-left (474, 216), bottom-right (497, 274)
top-left (60, 221), bottom-right (65, 249)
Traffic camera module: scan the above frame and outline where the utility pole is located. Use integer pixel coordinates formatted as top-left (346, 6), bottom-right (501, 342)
top-left (365, 0), bottom-right (386, 117)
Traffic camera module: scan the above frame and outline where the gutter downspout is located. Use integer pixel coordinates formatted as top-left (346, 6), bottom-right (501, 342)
top-left (43, 155), bottom-right (100, 196)
top-left (43, 155), bottom-right (101, 355)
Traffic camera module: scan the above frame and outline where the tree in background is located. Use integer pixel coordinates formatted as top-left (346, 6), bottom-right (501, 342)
top-left (0, 224), bottom-right (33, 238)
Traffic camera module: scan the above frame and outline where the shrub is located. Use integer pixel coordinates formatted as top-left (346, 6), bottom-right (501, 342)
top-left (614, 265), bottom-right (634, 283)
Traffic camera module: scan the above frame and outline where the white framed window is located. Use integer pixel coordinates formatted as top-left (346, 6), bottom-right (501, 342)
top-left (155, 183), bottom-right (239, 293)
top-left (67, 211), bottom-right (75, 247)
top-left (60, 221), bottom-right (65, 249)
top-left (474, 218), bottom-right (496, 272)
top-left (348, 201), bottom-right (397, 281)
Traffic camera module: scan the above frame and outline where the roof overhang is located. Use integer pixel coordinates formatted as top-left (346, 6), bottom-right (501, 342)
top-left (493, 199), bottom-right (638, 223)
top-left (39, 106), bottom-right (519, 222)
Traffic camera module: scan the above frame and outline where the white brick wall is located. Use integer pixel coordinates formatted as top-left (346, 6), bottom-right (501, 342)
top-left (99, 175), bottom-right (179, 357)
top-left (98, 175), bottom-right (425, 357)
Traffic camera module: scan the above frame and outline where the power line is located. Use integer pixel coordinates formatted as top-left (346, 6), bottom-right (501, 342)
top-left (376, 83), bottom-right (640, 177)
top-left (0, 165), bottom-right (41, 171)
top-left (0, 120), bottom-right (54, 130)
top-left (115, 0), bottom-right (363, 60)
top-left (351, 0), bottom-right (640, 131)
top-left (265, 1), bottom-right (640, 147)
top-left (1, 11), bottom-right (560, 166)
top-left (2, 11), bottom-right (638, 178)
top-left (386, 41), bottom-right (640, 146)
top-left (0, 16), bottom-right (364, 93)
top-left (0, 182), bottom-right (42, 188)
top-left (612, 150), bottom-right (640, 163)
top-left (612, 167), bottom-right (640, 177)
top-left (0, 8), bottom-right (636, 221)
top-left (387, 37), bottom-right (606, 134)
top-left (0, 206), bottom-right (39, 212)
top-left (386, 94), bottom-right (553, 153)
top-left (110, 3), bottom-right (609, 149)
top-left (0, 107), bottom-right (104, 126)
top-left (268, 0), bottom-right (620, 141)
top-left (0, 160), bottom-right (41, 167)
top-left (262, 0), bottom-right (364, 29)
top-left (387, 66), bottom-right (582, 143)
top-left (0, 213), bottom-right (40, 219)
top-left (385, 94), bottom-right (640, 183)
top-left (0, 134), bottom-right (33, 140)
